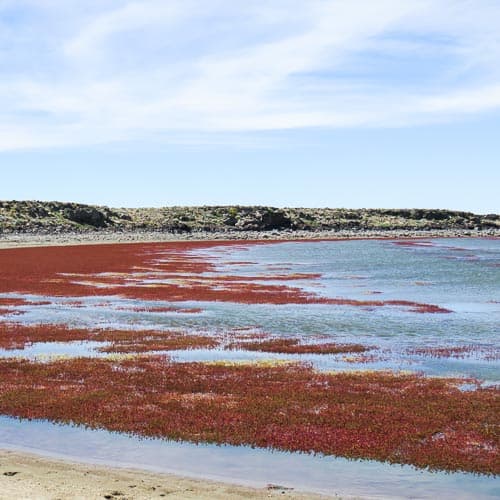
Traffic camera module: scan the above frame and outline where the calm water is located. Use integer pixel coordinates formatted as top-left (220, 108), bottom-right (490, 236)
top-left (0, 238), bottom-right (499, 497)
top-left (0, 416), bottom-right (498, 499)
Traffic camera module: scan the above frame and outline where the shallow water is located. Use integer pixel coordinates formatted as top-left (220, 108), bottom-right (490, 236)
top-left (0, 416), bottom-right (498, 499)
top-left (1, 238), bottom-right (498, 382)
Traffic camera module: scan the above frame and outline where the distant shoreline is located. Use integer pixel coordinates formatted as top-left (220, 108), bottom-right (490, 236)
top-left (1, 201), bottom-right (498, 238)
top-left (0, 227), bottom-right (498, 249)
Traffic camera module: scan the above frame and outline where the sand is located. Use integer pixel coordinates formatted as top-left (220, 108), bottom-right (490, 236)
top-left (0, 449), bottom-right (340, 500)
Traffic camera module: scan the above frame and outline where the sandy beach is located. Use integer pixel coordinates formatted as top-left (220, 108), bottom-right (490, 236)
top-left (0, 449), bottom-right (336, 500)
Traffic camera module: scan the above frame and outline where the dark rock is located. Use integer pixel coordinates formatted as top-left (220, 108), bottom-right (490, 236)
top-left (235, 208), bottom-right (292, 231)
top-left (63, 206), bottom-right (108, 227)
top-left (27, 204), bottom-right (49, 218)
top-left (163, 222), bottom-right (191, 233)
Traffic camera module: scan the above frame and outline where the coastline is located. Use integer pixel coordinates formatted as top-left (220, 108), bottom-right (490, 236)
top-left (0, 227), bottom-right (498, 249)
top-left (0, 449), bottom-right (333, 500)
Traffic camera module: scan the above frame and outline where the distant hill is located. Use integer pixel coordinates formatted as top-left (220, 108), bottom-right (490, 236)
top-left (0, 200), bottom-right (498, 234)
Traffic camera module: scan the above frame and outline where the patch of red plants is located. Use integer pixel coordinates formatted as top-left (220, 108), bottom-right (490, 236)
top-left (0, 309), bottom-right (25, 317)
top-left (210, 273), bottom-right (322, 282)
top-left (0, 323), bottom-right (219, 352)
top-left (341, 352), bottom-right (388, 364)
top-left (408, 345), bottom-right (499, 360)
top-left (62, 300), bottom-right (85, 307)
top-left (0, 323), bottom-right (92, 350)
top-left (0, 356), bottom-right (496, 475)
top-left (393, 241), bottom-right (436, 248)
top-left (0, 297), bottom-right (30, 306)
top-left (116, 306), bottom-right (203, 314)
top-left (0, 242), bottom-right (451, 313)
top-left (227, 337), bottom-right (370, 355)
top-left (0, 298), bottom-right (52, 306)
top-left (222, 261), bottom-right (257, 265)
top-left (98, 333), bottom-right (219, 353)
top-left (321, 298), bottom-right (452, 314)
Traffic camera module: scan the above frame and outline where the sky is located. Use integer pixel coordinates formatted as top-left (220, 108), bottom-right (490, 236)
top-left (0, 0), bottom-right (499, 212)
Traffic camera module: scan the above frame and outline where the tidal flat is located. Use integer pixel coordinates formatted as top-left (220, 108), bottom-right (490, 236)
top-left (0, 237), bottom-right (498, 498)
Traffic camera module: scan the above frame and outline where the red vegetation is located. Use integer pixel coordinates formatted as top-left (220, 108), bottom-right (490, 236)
top-left (342, 353), bottom-right (389, 364)
top-left (322, 298), bottom-right (451, 314)
top-left (0, 308), bottom-right (25, 317)
top-left (227, 338), bottom-right (369, 355)
top-left (62, 300), bottom-right (85, 307)
top-left (222, 261), bottom-right (257, 265)
top-left (393, 240), bottom-right (436, 247)
top-left (98, 333), bottom-right (219, 353)
top-left (0, 323), bottom-right (91, 349)
top-left (0, 242), bottom-right (451, 312)
top-left (0, 356), bottom-right (496, 475)
top-left (1, 323), bottom-right (373, 355)
top-left (212, 273), bottom-right (322, 282)
top-left (408, 345), bottom-right (499, 360)
top-left (116, 306), bottom-right (203, 314)
top-left (0, 298), bottom-right (30, 306)
top-left (0, 298), bottom-right (52, 306)
top-left (0, 323), bottom-right (218, 352)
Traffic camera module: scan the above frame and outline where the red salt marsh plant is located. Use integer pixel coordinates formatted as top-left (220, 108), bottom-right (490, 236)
top-left (0, 356), bottom-right (497, 475)
top-left (0, 297), bottom-right (51, 309)
top-left (0, 298), bottom-right (30, 306)
top-left (227, 337), bottom-right (370, 355)
top-left (408, 345), bottom-right (499, 360)
top-left (221, 261), bottom-right (257, 265)
top-left (393, 241), bottom-right (436, 248)
top-left (98, 333), bottom-right (219, 353)
top-left (0, 242), bottom-right (452, 313)
top-left (0, 323), bottom-right (219, 352)
top-left (342, 352), bottom-right (390, 364)
top-left (208, 273), bottom-right (322, 282)
top-left (0, 323), bottom-right (92, 350)
top-left (115, 305), bottom-right (203, 314)
top-left (0, 308), bottom-right (25, 317)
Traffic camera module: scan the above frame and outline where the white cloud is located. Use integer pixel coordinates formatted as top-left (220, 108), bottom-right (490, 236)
top-left (0, 0), bottom-right (500, 150)
top-left (419, 84), bottom-right (500, 114)
top-left (63, 1), bottom-right (185, 60)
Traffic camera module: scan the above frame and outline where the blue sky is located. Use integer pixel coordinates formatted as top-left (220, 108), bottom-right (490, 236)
top-left (0, 1), bottom-right (499, 212)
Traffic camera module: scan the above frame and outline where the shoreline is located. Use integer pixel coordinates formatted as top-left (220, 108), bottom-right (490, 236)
top-left (0, 448), bottom-right (334, 500)
top-left (0, 227), bottom-right (498, 249)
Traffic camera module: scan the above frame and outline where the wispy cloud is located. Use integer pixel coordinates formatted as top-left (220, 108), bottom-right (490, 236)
top-left (1, 0), bottom-right (499, 150)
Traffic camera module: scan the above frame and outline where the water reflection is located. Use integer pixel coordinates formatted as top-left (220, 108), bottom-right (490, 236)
top-left (0, 416), bottom-right (497, 499)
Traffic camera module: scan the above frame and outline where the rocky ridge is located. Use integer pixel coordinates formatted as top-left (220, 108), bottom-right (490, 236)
top-left (0, 200), bottom-right (498, 235)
